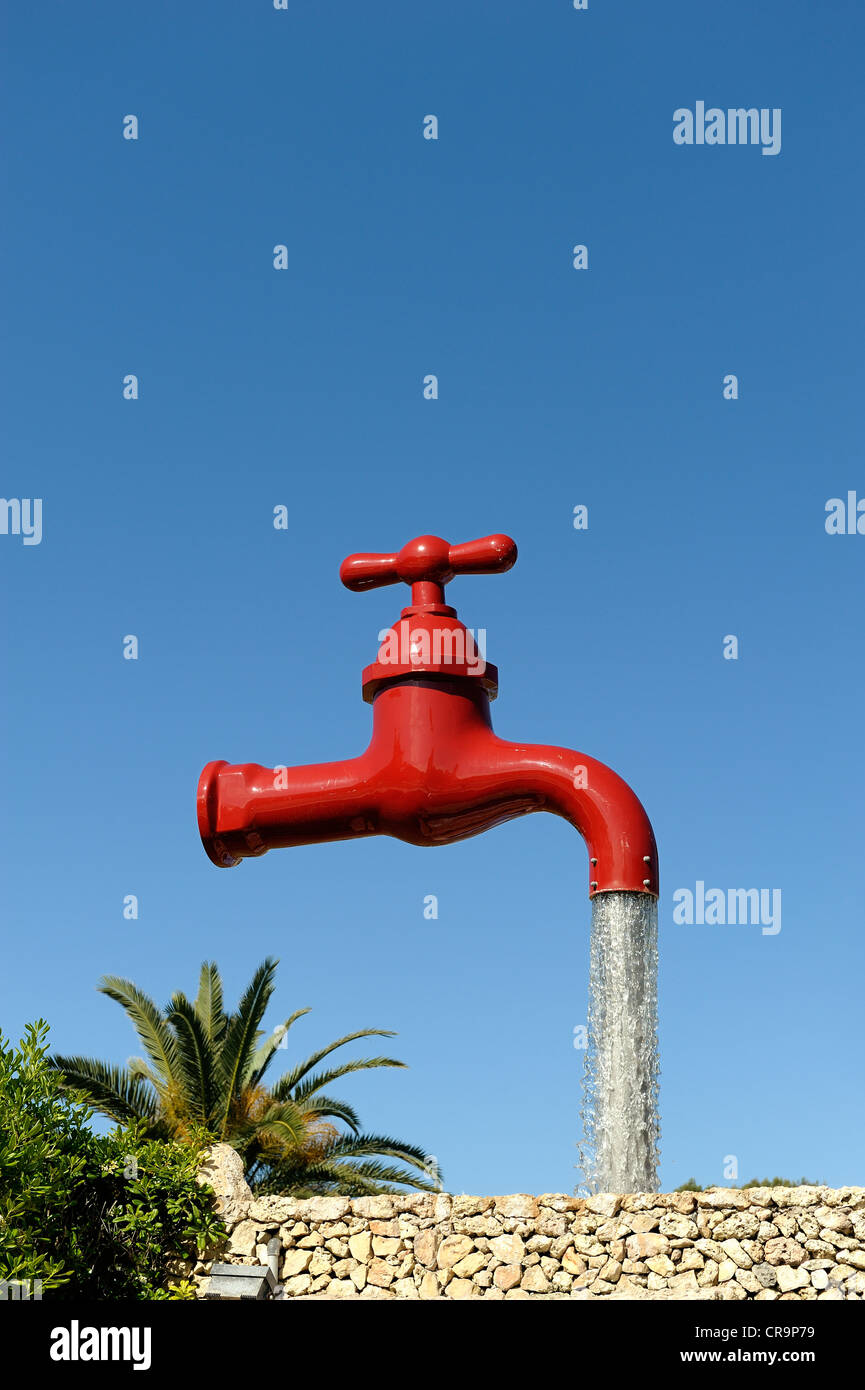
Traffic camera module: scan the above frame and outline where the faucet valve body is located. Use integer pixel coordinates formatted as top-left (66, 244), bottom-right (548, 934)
top-left (198, 533), bottom-right (658, 898)
top-left (341, 533), bottom-right (515, 701)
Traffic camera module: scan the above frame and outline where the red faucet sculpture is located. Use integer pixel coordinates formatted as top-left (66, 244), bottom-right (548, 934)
top-left (197, 534), bottom-right (658, 898)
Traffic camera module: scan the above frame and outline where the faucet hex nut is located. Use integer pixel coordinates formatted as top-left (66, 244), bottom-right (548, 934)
top-left (197, 761), bottom-right (242, 868)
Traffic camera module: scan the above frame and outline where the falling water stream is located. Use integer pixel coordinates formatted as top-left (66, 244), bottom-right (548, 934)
top-left (579, 891), bottom-right (660, 1193)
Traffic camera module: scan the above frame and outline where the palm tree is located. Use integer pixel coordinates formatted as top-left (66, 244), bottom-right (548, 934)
top-left (49, 958), bottom-right (440, 1195)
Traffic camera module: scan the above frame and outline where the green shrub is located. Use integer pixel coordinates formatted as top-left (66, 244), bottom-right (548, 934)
top-left (675, 1175), bottom-right (822, 1193)
top-left (0, 1022), bottom-right (225, 1299)
top-left (739, 1176), bottom-right (821, 1189)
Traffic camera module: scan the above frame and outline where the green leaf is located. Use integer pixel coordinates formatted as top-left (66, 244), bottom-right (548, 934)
top-left (97, 977), bottom-right (180, 1087)
top-left (193, 962), bottom-right (226, 1045)
top-left (217, 958), bottom-right (278, 1135)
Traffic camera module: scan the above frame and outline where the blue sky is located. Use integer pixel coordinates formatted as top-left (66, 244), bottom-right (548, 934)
top-left (2, 0), bottom-right (863, 1195)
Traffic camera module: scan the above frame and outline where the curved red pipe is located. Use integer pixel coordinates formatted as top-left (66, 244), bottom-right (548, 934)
top-left (198, 679), bottom-right (658, 898)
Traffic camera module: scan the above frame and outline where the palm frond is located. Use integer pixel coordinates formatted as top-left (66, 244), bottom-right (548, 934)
top-left (296, 1094), bottom-right (361, 1132)
top-left (321, 1133), bottom-right (433, 1171)
top-left (320, 1158), bottom-right (439, 1191)
top-left (242, 1101), bottom-right (313, 1151)
top-left (258, 1161), bottom-right (386, 1195)
top-left (127, 1056), bottom-right (165, 1090)
top-left (193, 961), bottom-right (226, 1044)
top-left (252, 1129), bottom-right (440, 1196)
top-left (284, 1056), bottom-right (407, 1104)
top-left (48, 1055), bottom-right (160, 1126)
top-left (98, 976), bottom-right (179, 1085)
top-left (166, 995), bottom-right (218, 1123)
top-left (258, 1156), bottom-right (436, 1195)
top-left (248, 1008), bottom-right (311, 1088)
top-left (270, 1030), bottom-right (400, 1097)
top-left (217, 958), bottom-right (278, 1133)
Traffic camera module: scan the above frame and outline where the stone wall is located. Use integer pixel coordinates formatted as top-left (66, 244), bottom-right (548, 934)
top-left (196, 1148), bottom-right (865, 1300)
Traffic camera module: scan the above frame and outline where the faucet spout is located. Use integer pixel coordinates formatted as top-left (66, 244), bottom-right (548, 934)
top-left (476, 738), bottom-right (659, 897)
top-left (198, 678), bottom-right (657, 897)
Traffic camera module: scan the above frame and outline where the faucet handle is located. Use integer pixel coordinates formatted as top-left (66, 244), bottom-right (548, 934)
top-left (340, 534), bottom-right (518, 603)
